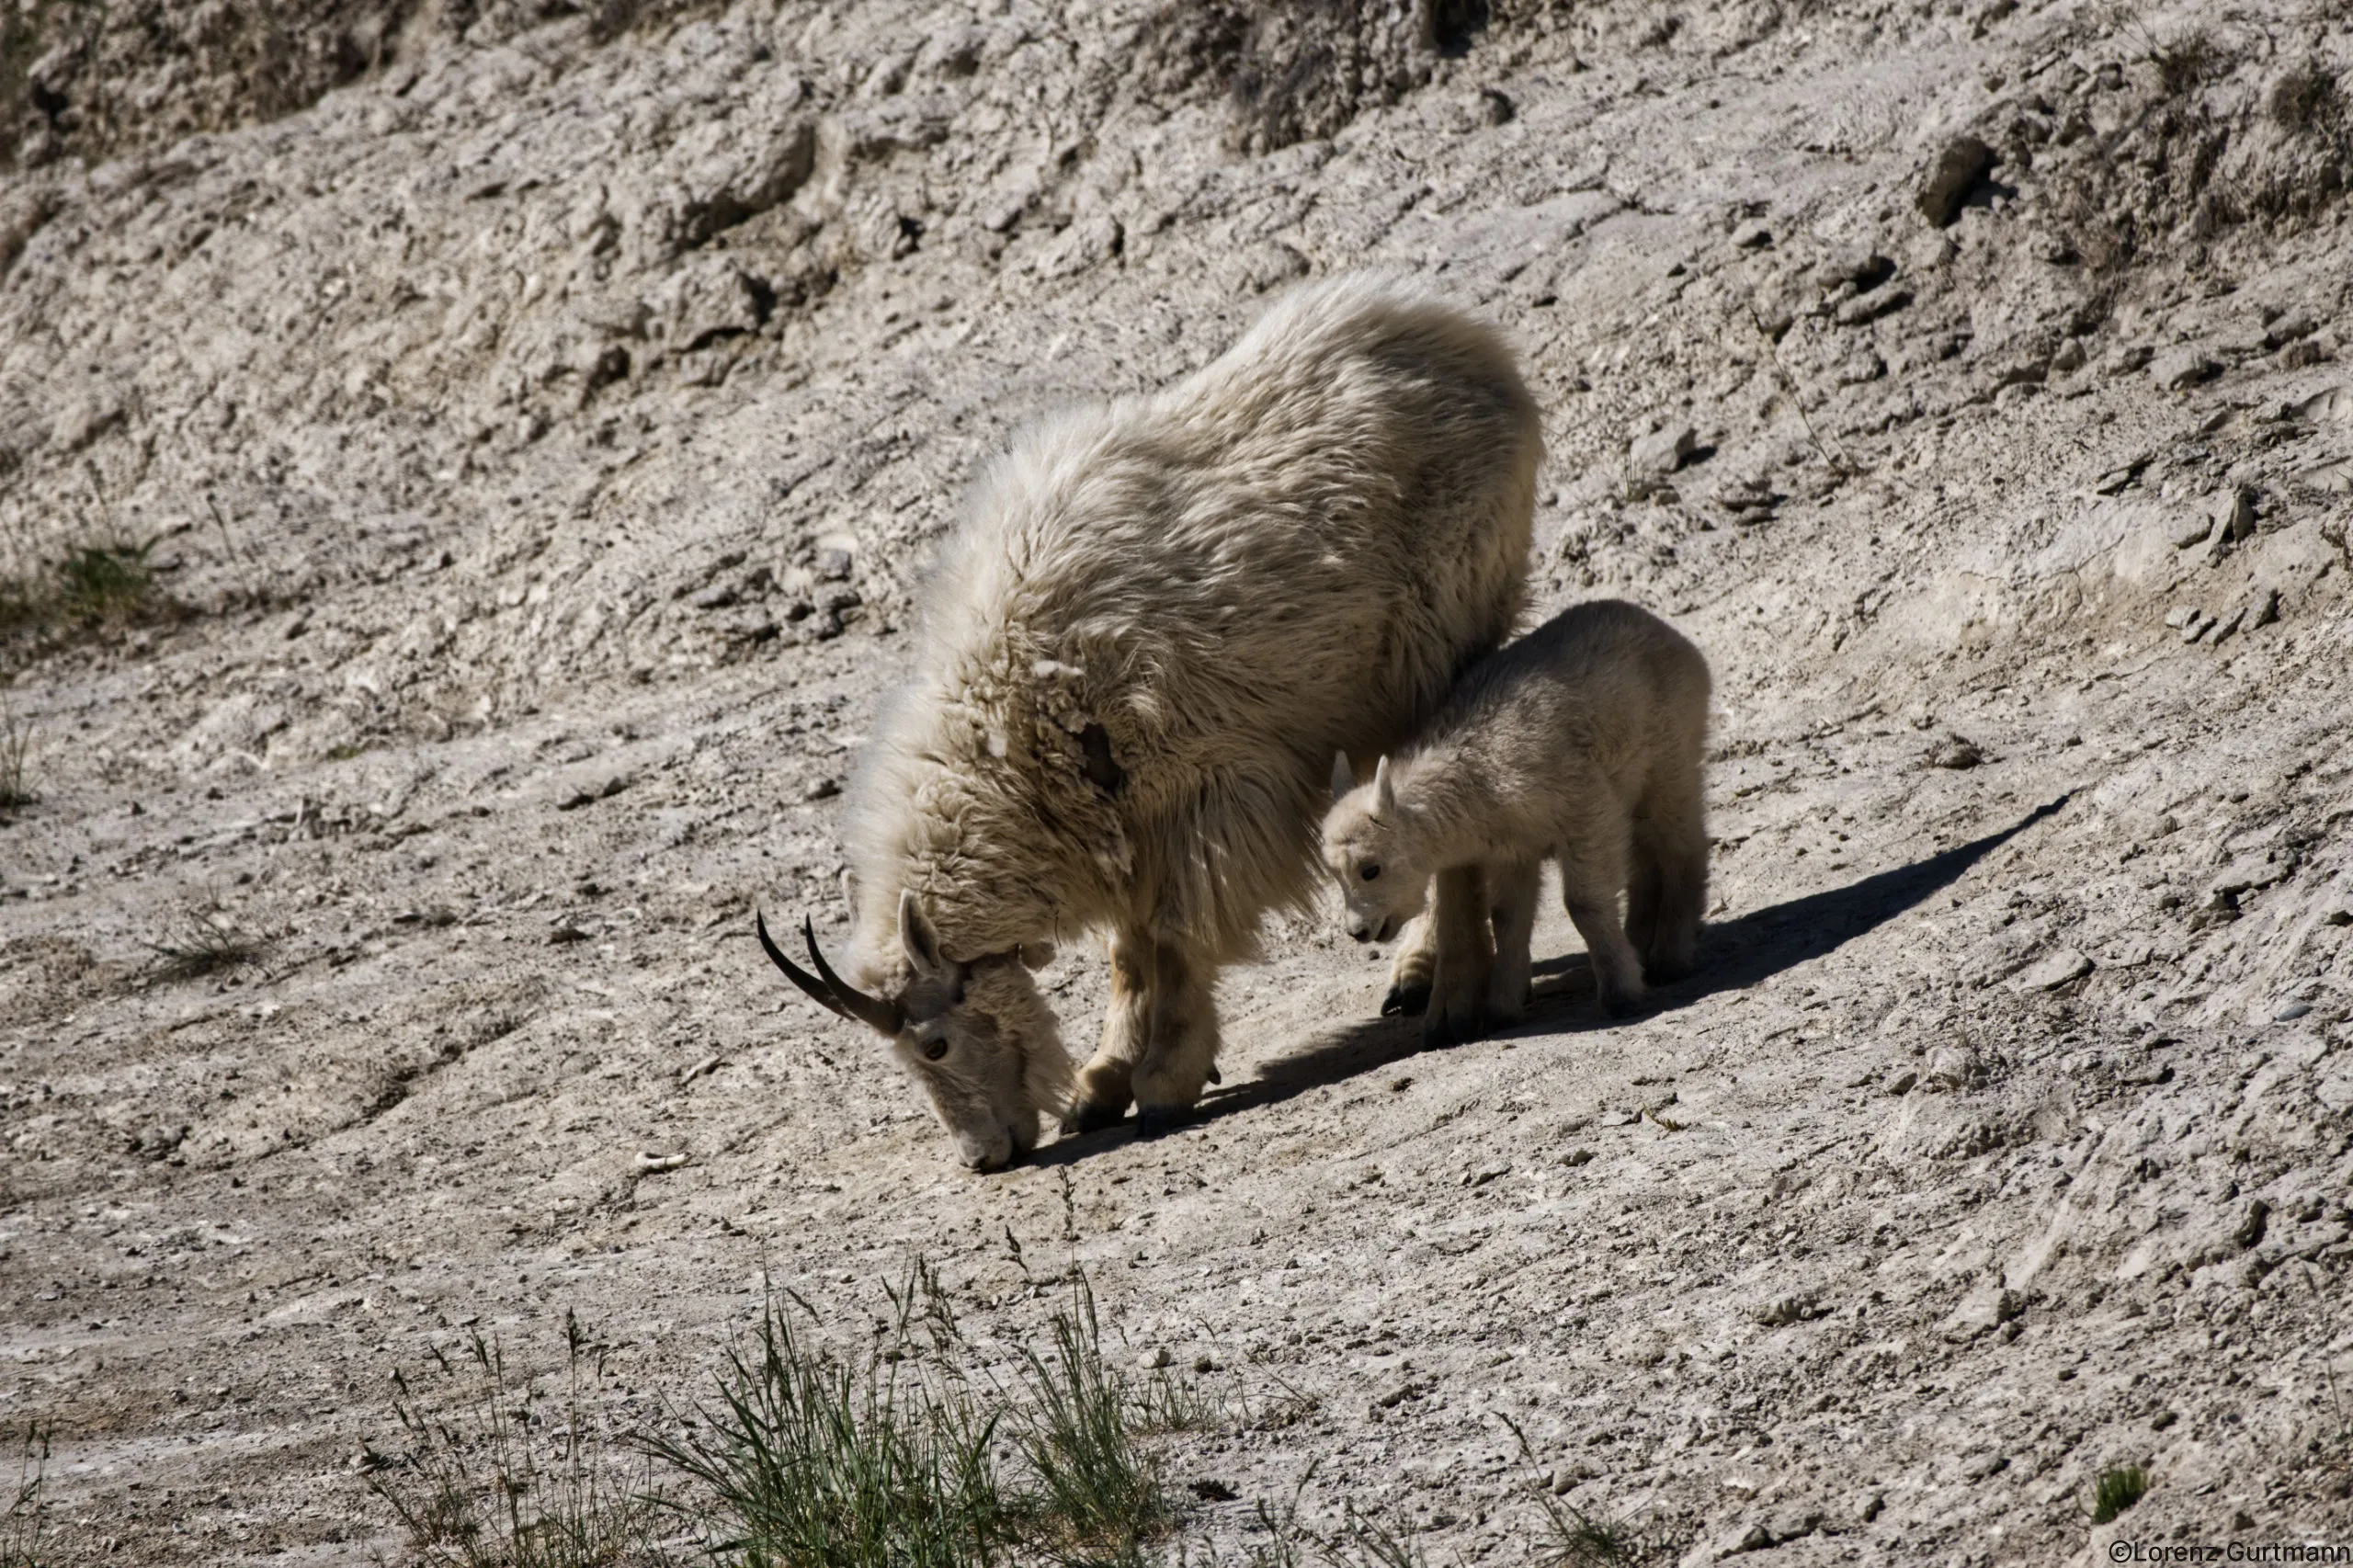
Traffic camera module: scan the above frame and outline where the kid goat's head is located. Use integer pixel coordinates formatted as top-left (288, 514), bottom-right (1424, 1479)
top-left (756, 892), bottom-right (1072, 1172)
top-left (1321, 753), bottom-right (1429, 944)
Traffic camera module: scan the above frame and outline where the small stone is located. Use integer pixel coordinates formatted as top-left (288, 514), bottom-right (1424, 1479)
top-left (1477, 87), bottom-right (1516, 124)
top-left (2234, 1198), bottom-right (2270, 1249)
top-left (804, 776), bottom-right (842, 801)
top-left (1751, 1293), bottom-right (1819, 1326)
top-left (2204, 606), bottom-right (2246, 645)
top-left (1139, 1346), bottom-right (1172, 1370)
top-left (1924, 1045), bottom-right (1974, 1090)
top-left (1736, 1520), bottom-right (1774, 1551)
top-left (1885, 1067), bottom-right (1918, 1096)
top-left (1630, 424), bottom-right (1698, 476)
top-left (2211, 485), bottom-right (2256, 544)
top-left (1916, 134), bottom-right (1995, 227)
top-left (2018, 948), bottom-right (2092, 991)
top-left (2168, 514), bottom-right (2214, 551)
top-left (2276, 1002), bottom-right (2314, 1021)
top-left (2245, 585), bottom-right (2279, 631)
top-left (2265, 309), bottom-right (2316, 348)
top-left (1730, 219), bottom-right (1774, 249)
top-left (2152, 348), bottom-right (2222, 391)
top-left (1857, 1492), bottom-right (1885, 1525)
top-left (1961, 1450), bottom-right (2009, 1482)
top-left (634, 1151), bottom-right (689, 1173)
top-left (1835, 287), bottom-right (1912, 327)
top-left (1192, 1353), bottom-right (1217, 1373)
top-left (2050, 337), bottom-right (2087, 373)
top-left (1929, 736), bottom-right (1984, 769)
top-left (2277, 338), bottom-right (2325, 369)
top-left (2181, 610), bottom-right (2216, 643)
top-left (1766, 1506), bottom-right (1823, 1542)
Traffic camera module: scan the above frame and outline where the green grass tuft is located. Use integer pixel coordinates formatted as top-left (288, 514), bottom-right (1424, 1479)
top-left (0, 701), bottom-right (29, 818)
top-left (1011, 1274), bottom-right (1170, 1562)
top-left (2091, 1464), bottom-right (2151, 1525)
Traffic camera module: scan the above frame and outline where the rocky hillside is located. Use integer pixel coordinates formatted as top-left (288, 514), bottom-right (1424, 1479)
top-left (2, 0), bottom-right (2349, 1562)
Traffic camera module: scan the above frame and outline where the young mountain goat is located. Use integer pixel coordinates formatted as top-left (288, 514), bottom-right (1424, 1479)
top-left (760, 276), bottom-right (1540, 1169)
top-left (1322, 599), bottom-right (1711, 1035)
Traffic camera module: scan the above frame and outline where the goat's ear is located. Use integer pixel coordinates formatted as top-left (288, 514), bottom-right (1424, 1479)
top-left (1018, 939), bottom-right (1057, 971)
top-left (1330, 750), bottom-right (1357, 799)
top-left (1372, 756), bottom-right (1398, 817)
top-left (899, 891), bottom-right (951, 980)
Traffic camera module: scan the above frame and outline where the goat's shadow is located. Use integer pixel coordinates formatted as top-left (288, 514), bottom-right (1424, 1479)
top-left (1034, 794), bottom-right (2067, 1165)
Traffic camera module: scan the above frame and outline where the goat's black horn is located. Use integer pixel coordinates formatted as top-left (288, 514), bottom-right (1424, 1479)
top-left (756, 910), bottom-right (858, 1024)
top-left (801, 916), bottom-right (905, 1036)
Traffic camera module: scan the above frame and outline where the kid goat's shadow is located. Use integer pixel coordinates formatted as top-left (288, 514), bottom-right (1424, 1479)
top-left (1040, 792), bottom-right (2070, 1160)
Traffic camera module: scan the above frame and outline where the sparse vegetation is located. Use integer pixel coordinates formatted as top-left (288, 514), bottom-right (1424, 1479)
top-left (643, 1265), bottom-right (1172, 1568)
top-left (3, 1426), bottom-right (49, 1568)
top-left (2090, 1463), bottom-right (2150, 1525)
top-left (1012, 1278), bottom-right (1171, 1560)
top-left (142, 900), bottom-right (272, 983)
top-left (0, 699), bottom-right (29, 818)
top-left (369, 1313), bottom-right (679, 1568)
top-left (1, 537), bottom-right (178, 665)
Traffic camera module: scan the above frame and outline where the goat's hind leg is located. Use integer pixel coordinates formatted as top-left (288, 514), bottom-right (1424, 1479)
top-left (1558, 826), bottom-right (1646, 1018)
top-left (1638, 759), bottom-right (1709, 983)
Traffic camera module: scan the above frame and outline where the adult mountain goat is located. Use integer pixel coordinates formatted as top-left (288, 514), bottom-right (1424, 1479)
top-left (762, 276), bottom-right (1541, 1169)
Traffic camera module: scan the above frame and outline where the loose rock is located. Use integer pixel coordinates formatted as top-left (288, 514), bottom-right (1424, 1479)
top-left (2016, 948), bottom-right (2092, 991)
top-left (1916, 134), bottom-right (1995, 226)
top-left (2153, 348), bottom-right (2222, 391)
top-left (1631, 424), bottom-right (1698, 477)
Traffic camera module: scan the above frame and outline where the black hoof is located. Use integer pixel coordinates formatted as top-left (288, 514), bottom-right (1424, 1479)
top-left (1382, 983), bottom-right (1432, 1017)
top-left (1134, 1106), bottom-right (1194, 1138)
top-left (1062, 1098), bottom-right (1130, 1135)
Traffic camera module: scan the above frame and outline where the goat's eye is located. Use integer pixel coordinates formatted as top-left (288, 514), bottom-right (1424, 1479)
top-left (923, 1039), bottom-right (949, 1062)
top-left (1360, 863), bottom-right (1381, 881)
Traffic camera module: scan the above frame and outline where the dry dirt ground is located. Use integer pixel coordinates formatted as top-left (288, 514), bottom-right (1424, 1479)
top-left (4, 0), bottom-right (2353, 1562)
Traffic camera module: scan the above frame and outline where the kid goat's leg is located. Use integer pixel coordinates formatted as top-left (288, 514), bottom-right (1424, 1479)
top-left (1065, 930), bottom-right (1150, 1131)
top-left (1484, 858), bottom-right (1542, 1021)
top-left (1641, 756), bottom-right (1710, 983)
top-left (1425, 864), bottom-right (1495, 1048)
top-left (1382, 909), bottom-right (1438, 1017)
top-left (1558, 824), bottom-right (1646, 1017)
top-left (1131, 936), bottom-right (1220, 1130)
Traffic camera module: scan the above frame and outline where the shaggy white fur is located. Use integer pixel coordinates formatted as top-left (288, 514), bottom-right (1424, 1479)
top-left (1323, 599), bottom-right (1712, 1036)
top-left (808, 275), bottom-right (1540, 1165)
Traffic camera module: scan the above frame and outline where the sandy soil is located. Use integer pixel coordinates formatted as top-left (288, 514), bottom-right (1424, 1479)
top-left (3, 0), bottom-right (2351, 1562)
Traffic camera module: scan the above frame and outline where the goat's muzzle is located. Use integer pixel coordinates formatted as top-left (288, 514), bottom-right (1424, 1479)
top-left (756, 911), bottom-right (904, 1035)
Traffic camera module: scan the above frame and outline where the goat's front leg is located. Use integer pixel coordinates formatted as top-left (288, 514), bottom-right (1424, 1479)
top-left (1484, 858), bottom-right (1542, 1022)
top-left (1381, 909), bottom-right (1437, 1016)
top-left (1424, 864), bottom-right (1494, 1048)
top-left (1065, 930), bottom-right (1149, 1132)
top-left (1130, 936), bottom-right (1220, 1131)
